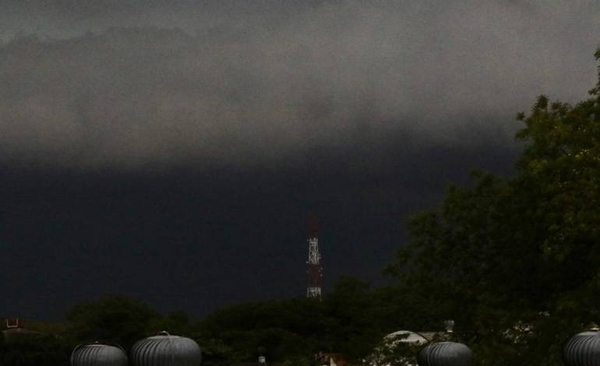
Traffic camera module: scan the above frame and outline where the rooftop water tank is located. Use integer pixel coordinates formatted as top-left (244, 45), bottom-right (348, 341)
top-left (130, 331), bottom-right (202, 366)
top-left (71, 343), bottom-right (128, 366)
top-left (417, 341), bottom-right (472, 366)
top-left (563, 331), bottom-right (600, 366)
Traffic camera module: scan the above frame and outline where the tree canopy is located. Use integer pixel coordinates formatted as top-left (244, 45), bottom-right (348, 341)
top-left (65, 295), bottom-right (163, 349)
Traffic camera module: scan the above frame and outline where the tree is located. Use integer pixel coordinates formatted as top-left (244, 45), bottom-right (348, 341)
top-left (66, 295), bottom-right (162, 349)
top-left (387, 50), bottom-right (600, 365)
top-left (197, 298), bottom-right (326, 365)
top-left (322, 277), bottom-right (384, 360)
top-left (0, 333), bottom-right (71, 366)
top-left (194, 281), bottom-right (406, 366)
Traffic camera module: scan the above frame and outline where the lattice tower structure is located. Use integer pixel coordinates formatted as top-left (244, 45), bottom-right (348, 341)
top-left (306, 217), bottom-right (322, 298)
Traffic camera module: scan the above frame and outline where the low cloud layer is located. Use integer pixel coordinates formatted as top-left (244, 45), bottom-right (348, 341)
top-left (1, 0), bottom-right (598, 168)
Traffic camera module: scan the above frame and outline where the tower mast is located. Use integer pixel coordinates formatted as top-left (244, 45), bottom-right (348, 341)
top-left (306, 215), bottom-right (322, 299)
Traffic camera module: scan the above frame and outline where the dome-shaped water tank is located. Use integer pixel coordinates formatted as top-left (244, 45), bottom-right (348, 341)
top-left (417, 341), bottom-right (472, 366)
top-left (71, 343), bottom-right (128, 366)
top-left (563, 331), bottom-right (600, 366)
top-left (130, 332), bottom-right (202, 366)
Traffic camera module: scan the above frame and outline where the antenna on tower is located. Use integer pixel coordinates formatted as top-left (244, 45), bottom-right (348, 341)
top-left (306, 214), bottom-right (323, 299)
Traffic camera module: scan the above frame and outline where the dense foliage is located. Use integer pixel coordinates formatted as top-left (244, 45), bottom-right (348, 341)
top-left (0, 332), bottom-right (71, 366)
top-left (183, 276), bottom-right (443, 365)
top-left (0, 281), bottom-right (429, 366)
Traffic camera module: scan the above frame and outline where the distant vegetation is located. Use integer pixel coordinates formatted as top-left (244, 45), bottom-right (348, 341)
top-left (4, 51), bottom-right (600, 365)
top-left (0, 278), bottom-right (438, 366)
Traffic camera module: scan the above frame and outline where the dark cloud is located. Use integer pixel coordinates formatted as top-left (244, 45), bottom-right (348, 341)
top-left (0, 1), bottom-right (597, 169)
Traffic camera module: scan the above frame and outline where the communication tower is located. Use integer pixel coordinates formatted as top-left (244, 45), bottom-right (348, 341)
top-left (306, 216), bottom-right (323, 299)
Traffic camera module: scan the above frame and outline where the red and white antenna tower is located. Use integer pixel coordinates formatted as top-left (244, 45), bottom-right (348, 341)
top-left (306, 215), bottom-right (322, 299)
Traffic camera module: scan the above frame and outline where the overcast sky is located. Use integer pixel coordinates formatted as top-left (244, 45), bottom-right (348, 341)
top-left (1, 0), bottom-right (599, 321)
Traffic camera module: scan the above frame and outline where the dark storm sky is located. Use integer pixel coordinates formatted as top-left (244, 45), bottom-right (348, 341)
top-left (0, 0), bottom-right (598, 321)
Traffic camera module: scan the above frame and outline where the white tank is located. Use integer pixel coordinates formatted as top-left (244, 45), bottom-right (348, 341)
top-left (418, 341), bottom-right (472, 366)
top-left (130, 331), bottom-right (202, 366)
top-left (563, 331), bottom-right (600, 366)
top-left (71, 343), bottom-right (128, 366)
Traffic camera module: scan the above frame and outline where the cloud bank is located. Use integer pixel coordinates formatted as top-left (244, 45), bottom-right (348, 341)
top-left (0, 0), bottom-right (598, 168)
